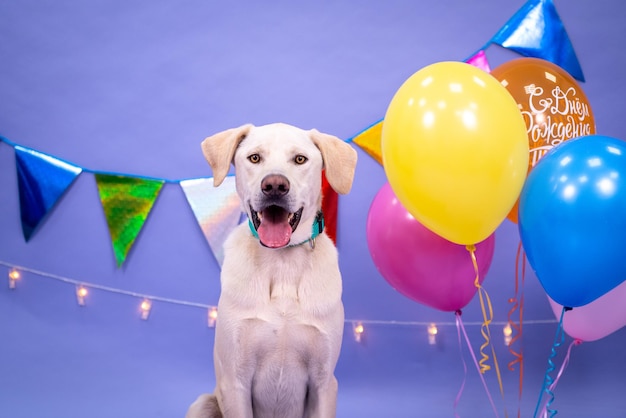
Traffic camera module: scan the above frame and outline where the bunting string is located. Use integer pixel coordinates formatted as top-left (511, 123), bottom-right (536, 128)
top-left (1, 0), bottom-right (585, 268)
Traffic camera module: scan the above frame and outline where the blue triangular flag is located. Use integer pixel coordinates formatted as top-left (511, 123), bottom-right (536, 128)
top-left (491, 0), bottom-right (585, 81)
top-left (180, 176), bottom-right (243, 267)
top-left (15, 146), bottom-right (83, 241)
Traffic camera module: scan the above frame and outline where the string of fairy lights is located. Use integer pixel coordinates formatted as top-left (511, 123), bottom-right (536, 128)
top-left (1, 260), bottom-right (557, 344)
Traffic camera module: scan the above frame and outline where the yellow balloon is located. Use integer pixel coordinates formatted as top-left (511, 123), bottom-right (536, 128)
top-left (382, 61), bottom-right (529, 245)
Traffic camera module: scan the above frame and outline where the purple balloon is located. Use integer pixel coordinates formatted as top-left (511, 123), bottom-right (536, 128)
top-left (366, 183), bottom-right (496, 312)
top-left (549, 279), bottom-right (626, 342)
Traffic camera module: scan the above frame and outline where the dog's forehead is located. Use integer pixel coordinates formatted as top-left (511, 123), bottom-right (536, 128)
top-left (238, 124), bottom-right (319, 156)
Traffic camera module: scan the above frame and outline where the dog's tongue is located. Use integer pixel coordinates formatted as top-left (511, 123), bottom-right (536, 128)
top-left (257, 209), bottom-right (292, 248)
top-left (258, 223), bottom-right (292, 248)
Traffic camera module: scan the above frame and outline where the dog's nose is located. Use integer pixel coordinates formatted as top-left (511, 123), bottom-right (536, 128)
top-left (261, 174), bottom-right (290, 197)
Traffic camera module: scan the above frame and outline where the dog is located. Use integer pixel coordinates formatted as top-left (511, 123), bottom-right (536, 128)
top-left (186, 123), bottom-right (357, 418)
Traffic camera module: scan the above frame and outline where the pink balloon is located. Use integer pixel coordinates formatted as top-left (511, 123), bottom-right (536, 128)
top-left (549, 279), bottom-right (626, 342)
top-left (366, 183), bottom-right (496, 312)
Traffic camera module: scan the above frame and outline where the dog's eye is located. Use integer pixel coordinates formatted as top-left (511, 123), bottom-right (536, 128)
top-left (248, 154), bottom-right (261, 164)
top-left (294, 155), bottom-right (308, 165)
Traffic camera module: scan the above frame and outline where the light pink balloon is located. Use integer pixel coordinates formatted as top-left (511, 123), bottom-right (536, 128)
top-left (366, 183), bottom-right (495, 312)
top-left (549, 279), bottom-right (626, 341)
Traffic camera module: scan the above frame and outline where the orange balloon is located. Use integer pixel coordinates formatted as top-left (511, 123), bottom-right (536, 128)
top-left (490, 58), bottom-right (596, 223)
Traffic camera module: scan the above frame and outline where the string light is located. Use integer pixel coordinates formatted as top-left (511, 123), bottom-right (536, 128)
top-left (0, 261), bottom-right (560, 333)
top-left (8, 268), bottom-right (20, 289)
top-left (427, 323), bottom-right (438, 345)
top-left (140, 298), bottom-right (152, 320)
top-left (76, 285), bottom-right (88, 306)
top-left (208, 306), bottom-right (218, 327)
top-left (353, 322), bottom-right (365, 343)
top-left (503, 322), bottom-right (513, 346)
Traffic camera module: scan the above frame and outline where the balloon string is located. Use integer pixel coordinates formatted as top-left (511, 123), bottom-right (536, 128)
top-left (507, 241), bottom-right (526, 418)
top-left (538, 339), bottom-right (582, 418)
top-left (466, 245), bottom-right (492, 373)
top-left (466, 244), bottom-right (508, 418)
top-left (454, 311), bottom-right (468, 418)
top-left (456, 310), bottom-right (500, 418)
top-left (533, 306), bottom-right (568, 418)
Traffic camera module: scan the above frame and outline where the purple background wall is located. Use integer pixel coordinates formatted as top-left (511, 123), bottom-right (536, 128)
top-left (1, 1), bottom-right (625, 417)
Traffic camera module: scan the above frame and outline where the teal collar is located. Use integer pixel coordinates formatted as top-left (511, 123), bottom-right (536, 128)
top-left (248, 210), bottom-right (324, 249)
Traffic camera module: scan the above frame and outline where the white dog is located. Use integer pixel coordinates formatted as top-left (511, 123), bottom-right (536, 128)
top-left (186, 123), bottom-right (357, 418)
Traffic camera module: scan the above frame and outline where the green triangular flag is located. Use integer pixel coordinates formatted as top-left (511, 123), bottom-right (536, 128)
top-left (95, 173), bottom-right (164, 267)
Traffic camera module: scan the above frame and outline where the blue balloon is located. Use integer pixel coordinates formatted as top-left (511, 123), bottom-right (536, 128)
top-left (519, 135), bottom-right (626, 307)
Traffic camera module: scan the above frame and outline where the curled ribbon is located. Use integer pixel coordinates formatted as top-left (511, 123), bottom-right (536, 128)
top-left (538, 339), bottom-right (582, 417)
top-left (534, 306), bottom-right (569, 418)
top-left (467, 245), bottom-right (508, 417)
top-left (507, 241), bottom-right (526, 418)
top-left (467, 244), bottom-right (493, 373)
top-left (456, 310), bottom-right (500, 418)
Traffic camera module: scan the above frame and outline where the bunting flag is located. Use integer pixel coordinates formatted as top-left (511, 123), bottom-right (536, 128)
top-left (465, 49), bottom-right (491, 73)
top-left (180, 176), bottom-right (242, 266)
top-left (14, 145), bottom-right (83, 241)
top-left (321, 171), bottom-right (338, 244)
top-left (95, 174), bottom-right (164, 267)
top-left (350, 119), bottom-right (384, 165)
top-left (491, 0), bottom-right (585, 81)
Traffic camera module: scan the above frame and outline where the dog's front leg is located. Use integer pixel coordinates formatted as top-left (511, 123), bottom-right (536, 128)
top-left (213, 315), bottom-right (256, 418)
top-left (214, 379), bottom-right (254, 418)
top-left (304, 375), bottom-right (338, 418)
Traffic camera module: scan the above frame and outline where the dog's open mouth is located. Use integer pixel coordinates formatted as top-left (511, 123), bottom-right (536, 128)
top-left (250, 205), bottom-right (303, 248)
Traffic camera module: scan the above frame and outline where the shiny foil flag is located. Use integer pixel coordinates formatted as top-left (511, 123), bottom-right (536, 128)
top-left (350, 119), bottom-right (383, 165)
top-left (465, 49), bottom-right (491, 73)
top-left (95, 174), bottom-right (164, 267)
top-left (180, 176), bottom-right (242, 267)
top-left (14, 145), bottom-right (83, 241)
top-left (491, 0), bottom-right (585, 81)
top-left (321, 171), bottom-right (338, 244)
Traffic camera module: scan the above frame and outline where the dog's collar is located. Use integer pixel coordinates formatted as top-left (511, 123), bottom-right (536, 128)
top-left (248, 210), bottom-right (325, 249)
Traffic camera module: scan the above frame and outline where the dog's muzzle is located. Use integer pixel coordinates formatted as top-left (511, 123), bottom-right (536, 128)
top-left (249, 174), bottom-right (303, 248)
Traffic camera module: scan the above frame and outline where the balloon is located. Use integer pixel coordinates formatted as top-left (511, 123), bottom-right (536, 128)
top-left (491, 57), bottom-right (596, 223)
top-left (366, 182), bottom-right (495, 312)
top-left (548, 279), bottom-right (626, 342)
top-left (382, 61), bottom-right (528, 245)
top-left (519, 135), bottom-right (626, 307)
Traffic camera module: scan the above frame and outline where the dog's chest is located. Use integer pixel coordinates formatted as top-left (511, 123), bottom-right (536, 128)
top-left (249, 261), bottom-right (319, 329)
top-left (224, 240), bottom-right (339, 350)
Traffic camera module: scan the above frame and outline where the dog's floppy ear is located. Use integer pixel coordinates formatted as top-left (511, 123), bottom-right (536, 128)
top-left (309, 129), bottom-right (358, 195)
top-left (201, 124), bottom-right (253, 186)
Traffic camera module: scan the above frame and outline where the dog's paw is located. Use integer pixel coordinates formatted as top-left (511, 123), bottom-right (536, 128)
top-left (185, 394), bottom-right (222, 418)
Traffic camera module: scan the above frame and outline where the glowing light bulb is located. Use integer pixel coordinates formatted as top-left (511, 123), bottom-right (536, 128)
top-left (76, 285), bottom-right (88, 306)
top-left (427, 323), bottom-right (438, 345)
top-left (503, 323), bottom-right (513, 346)
top-left (208, 306), bottom-right (218, 327)
top-left (8, 268), bottom-right (20, 289)
top-left (140, 299), bottom-right (152, 320)
top-left (353, 322), bottom-right (364, 343)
